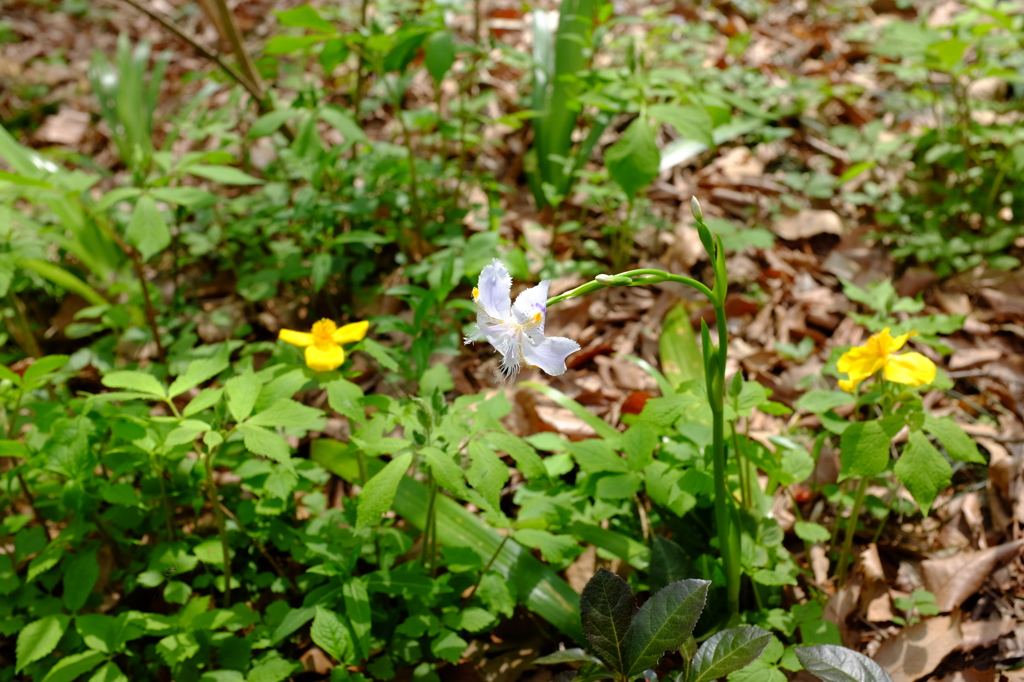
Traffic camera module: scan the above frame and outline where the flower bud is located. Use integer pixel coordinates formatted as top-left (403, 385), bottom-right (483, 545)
top-left (690, 196), bottom-right (703, 222)
top-left (596, 274), bottom-right (633, 286)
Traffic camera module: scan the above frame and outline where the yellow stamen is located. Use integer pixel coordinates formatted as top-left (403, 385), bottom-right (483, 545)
top-left (532, 312), bottom-right (542, 323)
top-left (472, 287), bottom-right (479, 299)
top-left (311, 319), bottom-right (338, 348)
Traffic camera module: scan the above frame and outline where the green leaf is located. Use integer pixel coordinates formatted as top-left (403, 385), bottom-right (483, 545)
top-left (623, 579), bottom-right (710, 677)
top-left (311, 606), bottom-right (352, 664)
top-left (690, 627), bottom-right (773, 682)
top-left (569, 439), bottom-right (628, 474)
top-left (41, 650), bottom-right (106, 682)
top-left (248, 652), bottom-right (299, 682)
top-left (185, 164), bottom-right (263, 186)
top-left (442, 607), bottom-right (496, 633)
top-left (659, 304), bottom-right (704, 388)
top-left (63, 548), bottom-right (99, 612)
top-left (225, 370), bottom-right (262, 423)
top-left (466, 441), bottom-right (509, 514)
top-left (126, 195), bottom-right (170, 262)
top-left (484, 432), bottom-right (546, 481)
top-left (512, 529), bottom-right (581, 566)
top-left (24, 355), bottom-right (70, 386)
top-left (605, 117), bottom-right (660, 197)
top-left (356, 452), bottom-right (413, 529)
top-left (326, 378), bottom-right (365, 424)
top-left (432, 629), bottom-right (468, 664)
top-left (649, 104), bottom-right (714, 147)
top-left (343, 579), bottom-right (372, 660)
top-left (239, 424), bottom-right (291, 463)
top-left (796, 390), bottom-right (856, 414)
top-left (16, 614), bottom-right (70, 672)
top-left (423, 446), bottom-right (469, 498)
top-left (794, 521), bottom-right (832, 544)
top-left (88, 662), bottom-right (129, 682)
top-left (893, 431), bottom-right (952, 515)
top-left (794, 644), bottom-right (894, 682)
top-left (164, 419), bottom-right (210, 447)
top-left (193, 539), bottom-right (225, 566)
top-left (156, 632), bottom-right (200, 666)
top-left (149, 187), bottom-right (218, 208)
top-left (183, 387), bottom-right (223, 417)
top-left (580, 568), bottom-right (636, 674)
top-left (168, 351), bottom-right (230, 398)
top-left (622, 423), bottom-right (658, 471)
top-left (101, 370), bottom-right (166, 397)
top-left (425, 30), bottom-right (455, 83)
top-left (248, 109), bottom-right (299, 138)
top-left (839, 417), bottom-right (903, 481)
top-left (246, 398), bottom-right (324, 429)
top-left (275, 4), bottom-right (335, 32)
top-left (648, 535), bottom-right (695, 593)
top-left (317, 106), bottom-right (367, 143)
top-left (923, 415), bottom-right (985, 464)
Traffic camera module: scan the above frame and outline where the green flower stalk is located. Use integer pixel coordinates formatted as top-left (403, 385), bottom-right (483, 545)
top-left (469, 197), bottom-right (742, 613)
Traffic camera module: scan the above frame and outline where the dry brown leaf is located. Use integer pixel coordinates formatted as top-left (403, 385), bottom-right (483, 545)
top-left (860, 544), bottom-right (895, 622)
top-left (772, 209), bottom-right (845, 240)
top-left (949, 348), bottom-right (1004, 371)
top-left (874, 613), bottom-right (963, 682)
top-left (960, 615), bottom-right (1014, 651)
top-left (921, 541), bottom-right (1024, 612)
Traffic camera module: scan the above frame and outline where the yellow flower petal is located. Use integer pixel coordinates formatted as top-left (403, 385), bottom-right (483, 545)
top-left (884, 352), bottom-right (936, 386)
top-left (279, 329), bottom-right (315, 347)
top-left (333, 320), bottom-right (369, 344)
top-left (305, 343), bottom-right (345, 372)
top-left (837, 344), bottom-right (886, 381)
top-left (838, 378), bottom-right (860, 393)
top-left (876, 328), bottom-right (911, 354)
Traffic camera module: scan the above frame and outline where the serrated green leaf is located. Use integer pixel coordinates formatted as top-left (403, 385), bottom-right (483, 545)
top-left (923, 415), bottom-right (985, 464)
top-left (466, 440), bottom-right (509, 513)
top-left (40, 649), bottom-right (106, 682)
top-left (62, 548), bottom-right (99, 612)
top-left (326, 378), bottom-right (365, 424)
top-left (183, 388), bottom-right (223, 417)
top-left (16, 615), bottom-right (70, 672)
top-left (311, 606), bottom-right (352, 664)
top-left (606, 117), bottom-right (660, 197)
top-left (239, 424), bottom-right (291, 463)
top-left (126, 195), bottom-right (170, 261)
top-left (580, 568), bottom-right (636, 673)
top-left (839, 417), bottom-right (903, 481)
top-left (356, 452), bottom-right (413, 529)
top-left (275, 5), bottom-right (335, 32)
top-left (649, 104), bottom-right (714, 147)
top-left (623, 579), bottom-right (710, 677)
top-left (894, 431), bottom-right (952, 515)
top-left (484, 431), bottom-right (547, 481)
top-left (168, 351), bottom-right (230, 398)
top-left (101, 370), bottom-right (165, 397)
top-left (88, 662), bottom-right (129, 682)
top-left (225, 370), bottom-right (261, 423)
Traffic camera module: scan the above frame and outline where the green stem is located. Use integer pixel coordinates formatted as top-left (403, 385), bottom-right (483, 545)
top-left (463, 532), bottom-right (510, 604)
top-left (204, 445), bottom-right (231, 607)
top-left (836, 476), bottom-right (870, 587)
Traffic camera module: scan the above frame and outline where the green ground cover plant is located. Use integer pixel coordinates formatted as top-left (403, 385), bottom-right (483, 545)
top-left (0, 0), bottom-right (1014, 679)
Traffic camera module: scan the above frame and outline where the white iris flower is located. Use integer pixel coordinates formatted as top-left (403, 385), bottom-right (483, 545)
top-left (466, 259), bottom-right (581, 380)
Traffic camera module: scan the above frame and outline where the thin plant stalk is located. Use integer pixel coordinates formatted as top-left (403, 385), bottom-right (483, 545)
top-left (545, 197), bottom-right (742, 613)
top-left (836, 475), bottom-right (870, 586)
top-left (463, 532), bottom-right (510, 604)
top-left (203, 444), bottom-right (232, 607)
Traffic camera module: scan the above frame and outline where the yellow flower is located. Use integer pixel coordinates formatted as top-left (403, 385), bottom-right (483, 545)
top-left (837, 327), bottom-right (936, 393)
top-left (279, 319), bottom-right (368, 372)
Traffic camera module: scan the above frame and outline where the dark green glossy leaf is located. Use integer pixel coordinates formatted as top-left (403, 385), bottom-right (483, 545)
top-left (581, 568), bottom-right (636, 673)
top-left (690, 627), bottom-right (773, 682)
top-left (794, 644), bottom-right (893, 682)
top-left (624, 579), bottom-right (709, 677)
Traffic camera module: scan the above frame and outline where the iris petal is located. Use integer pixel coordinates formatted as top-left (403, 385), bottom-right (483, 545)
top-left (333, 320), bottom-right (369, 344)
top-left (476, 259), bottom-right (513, 320)
top-left (279, 329), bottom-right (315, 347)
top-left (305, 344), bottom-right (345, 372)
top-left (521, 336), bottom-right (581, 376)
top-left (884, 352), bottom-right (936, 386)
